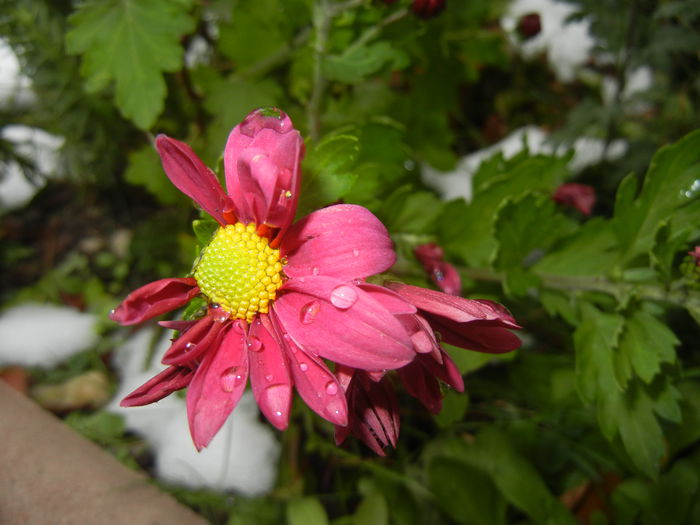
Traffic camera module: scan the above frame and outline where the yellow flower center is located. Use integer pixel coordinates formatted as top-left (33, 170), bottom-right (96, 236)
top-left (194, 223), bottom-right (284, 322)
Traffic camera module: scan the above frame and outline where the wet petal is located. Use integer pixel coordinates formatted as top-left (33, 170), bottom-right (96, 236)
top-left (281, 205), bottom-right (396, 281)
top-left (274, 276), bottom-right (415, 370)
top-left (386, 282), bottom-right (520, 328)
top-left (430, 316), bottom-right (522, 353)
top-left (358, 283), bottom-right (416, 315)
top-left (120, 366), bottom-right (194, 407)
top-left (186, 322), bottom-right (249, 450)
top-left (155, 135), bottom-right (231, 225)
top-left (161, 316), bottom-right (226, 366)
top-left (247, 315), bottom-right (293, 430)
top-left (110, 278), bottom-right (198, 326)
top-left (284, 336), bottom-right (348, 426)
top-left (224, 108), bottom-right (303, 230)
top-left (417, 350), bottom-right (464, 392)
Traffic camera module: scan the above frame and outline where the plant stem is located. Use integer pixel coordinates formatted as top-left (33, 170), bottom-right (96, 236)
top-left (307, 0), bottom-right (332, 142)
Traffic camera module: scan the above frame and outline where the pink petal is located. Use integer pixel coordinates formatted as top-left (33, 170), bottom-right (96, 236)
top-left (224, 108), bottom-right (303, 230)
top-left (120, 366), bottom-right (194, 407)
top-left (397, 361), bottom-right (442, 414)
top-left (282, 333), bottom-right (348, 426)
top-left (397, 314), bottom-right (441, 357)
top-left (281, 205), bottom-right (396, 281)
top-left (161, 316), bottom-right (227, 366)
top-left (155, 135), bottom-right (231, 225)
top-left (386, 282), bottom-right (520, 328)
top-left (274, 276), bottom-right (415, 370)
top-left (358, 283), bottom-right (417, 315)
top-left (417, 350), bottom-right (465, 392)
top-left (186, 322), bottom-right (249, 450)
top-left (553, 183), bottom-right (596, 215)
top-left (430, 317), bottom-right (522, 353)
top-left (247, 315), bottom-right (293, 430)
top-left (415, 243), bottom-right (462, 295)
top-left (110, 278), bottom-right (199, 326)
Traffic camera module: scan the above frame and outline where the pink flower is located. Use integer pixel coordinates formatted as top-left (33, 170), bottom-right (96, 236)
top-left (111, 107), bottom-right (521, 453)
top-left (553, 183), bottom-right (596, 216)
top-left (411, 0), bottom-right (446, 18)
top-left (414, 243), bottom-right (462, 295)
top-left (689, 246), bottom-right (700, 265)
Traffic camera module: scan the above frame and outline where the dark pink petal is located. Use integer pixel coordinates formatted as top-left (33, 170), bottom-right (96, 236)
top-left (397, 314), bottom-right (441, 357)
top-left (689, 246), bottom-right (700, 265)
top-left (417, 350), bottom-right (464, 392)
top-left (281, 205), bottom-right (396, 281)
top-left (110, 278), bottom-right (199, 326)
top-left (247, 315), bottom-right (293, 430)
top-left (161, 316), bottom-right (227, 366)
top-left (397, 361), bottom-right (442, 414)
top-left (358, 283), bottom-right (417, 315)
top-left (386, 282), bottom-right (520, 328)
top-left (186, 322), bottom-right (249, 450)
top-left (120, 366), bottom-right (194, 407)
top-left (155, 135), bottom-right (231, 225)
top-left (553, 183), bottom-right (596, 216)
top-left (415, 243), bottom-right (462, 295)
top-left (430, 317), bottom-right (522, 353)
top-left (224, 108), bottom-right (303, 230)
top-left (274, 276), bottom-right (415, 370)
top-left (284, 336), bottom-right (348, 426)
top-left (158, 319), bottom-right (198, 331)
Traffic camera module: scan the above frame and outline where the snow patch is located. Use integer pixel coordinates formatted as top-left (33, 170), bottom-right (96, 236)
top-left (109, 329), bottom-right (280, 495)
top-left (0, 303), bottom-right (98, 367)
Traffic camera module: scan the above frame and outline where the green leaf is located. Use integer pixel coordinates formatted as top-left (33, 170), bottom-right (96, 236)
top-left (286, 497), bottom-right (328, 525)
top-left (380, 186), bottom-right (443, 235)
top-left (434, 389), bottom-right (469, 429)
top-left (574, 303), bottom-right (624, 410)
top-left (439, 153), bottom-right (569, 267)
top-left (324, 42), bottom-right (408, 83)
top-left (124, 144), bottom-right (185, 205)
top-left (493, 194), bottom-right (577, 296)
top-left (353, 491), bottom-right (388, 525)
top-left (66, 0), bottom-right (195, 129)
top-left (616, 308), bottom-right (678, 385)
top-left (192, 218), bottom-right (218, 248)
top-left (427, 457), bottom-right (506, 525)
top-left (612, 129), bottom-right (700, 265)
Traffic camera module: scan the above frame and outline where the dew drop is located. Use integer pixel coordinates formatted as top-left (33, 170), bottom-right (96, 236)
top-left (324, 398), bottom-right (345, 423)
top-left (246, 336), bottom-right (262, 352)
top-left (325, 381), bottom-right (338, 395)
top-left (274, 410), bottom-right (283, 417)
top-left (299, 362), bottom-right (309, 372)
top-left (220, 367), bottom-right (245, 392)
top-left (352, 248), bottom-right (360, 257)
top-left (300, 301), bottom-right (320, 324)
top-left (265, 374), bottom-right (274, 382)
top-left (433, 269), bottom-right (445, 281)
top-left (210, 303), bottom-right (221, 309)
top-left (109, 309), bottom-right (115, 316)
top-left (311, 266), bottom-right (320, 276)
top-left (329, 285), bottom-right (358, 310)
top-left (185, 342), bottom-right (196, 351)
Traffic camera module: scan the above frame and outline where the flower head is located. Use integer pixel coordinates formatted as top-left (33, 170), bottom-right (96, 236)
top-left (111, 107), bottom-right (521, 453)
top-left (553, 183), bottom-right (596, 216)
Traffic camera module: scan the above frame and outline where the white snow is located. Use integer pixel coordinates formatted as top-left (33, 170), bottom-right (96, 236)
top-left (109, 329), bottom-right (280, 495)
top-left (0, 303), bottom-right (98, 367)
top-left (422, 126), bottom-right (627, 202)
top-left (0, 125), bottom-right (65, 212)
top-left (0, 38), bottom-right (35, 108)
top-left (501, 0), bottom-right (596, 82)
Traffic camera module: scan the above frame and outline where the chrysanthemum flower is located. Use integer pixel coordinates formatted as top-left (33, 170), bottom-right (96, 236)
top-left (111, 107), bottom-right (521, 453)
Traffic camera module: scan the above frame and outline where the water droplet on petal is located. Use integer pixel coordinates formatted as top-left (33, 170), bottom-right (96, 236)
top-left (210, 303), bottom-right (221, 309)
top-left (311, 266), bottom-right (320, 276)
top-left (265, 374), bottom-right (274, 382)
top-left (433, 269), bottom-right (444, 281)
top-left (300, 301), bottom-right (320, 324)
top-left (185, 342), bottom-right (196, 351)
top-left (325, 381), bottom-right (338, 395)
top-left (324, 398), bottom-right (345, 423)
top-left (220, 367), bottom-right (245, 392)
top-left (329, 285), bottom-right (358, 310)
top-left (352, 248), bottom-right (360, 257)
top-left (299, 362), bottom-right (309, 372)
top-left (246, 336), bottom-right (262, 352)
top-left (109, 309), bottom-right (115, 316)
top-left (274, 410), bottom-right (282, 417)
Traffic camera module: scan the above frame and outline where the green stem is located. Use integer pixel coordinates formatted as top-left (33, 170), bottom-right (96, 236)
top-left (307, 0), bottom-right (332, 142)
top-left (345, 7), bottom-right (409, 54)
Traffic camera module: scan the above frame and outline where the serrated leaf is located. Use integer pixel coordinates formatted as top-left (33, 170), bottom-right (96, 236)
top-left (427, 457), bottom-right (506, 525)
top-left (124, 144), bottom-right (185, 205)
top-left (493, 194), bottom-right (577, 296)
top-left (613, 129), bottom-right (700, 265)
top-left (616, 308), bottom-right (678, 385)
top-left (286, 497), bottom-right (328, 525)
top-left (66, 0), bottom-right (195, 129)
top-left (439, 153), bottom-right (569, 267)
top-left (380, 186), bottom-right (443, 235)
top-left (323, 42), bottom-right (408, 84)
top-left (574, 303), bottom-right (624, 409)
